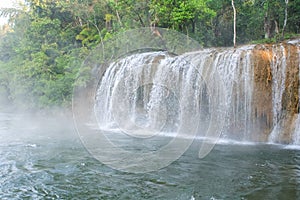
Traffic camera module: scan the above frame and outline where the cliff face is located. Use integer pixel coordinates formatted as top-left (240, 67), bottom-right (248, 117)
top-left (253, 42), bottom-right (299, 143)
top-left (252, 46), bottom-right (273, 141)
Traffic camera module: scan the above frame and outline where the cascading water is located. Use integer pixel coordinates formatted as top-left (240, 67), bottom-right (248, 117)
top-left (94, 51), bottom-right (215, 139)
top-left (292, 41), bottom-right (300, 145)
top-left (266, 41), bottom-right (300, 144)
top-left (184, 46), bottom-right (255, 141)
top-left (93, 40), bottom-right (300, 145)
top-left (268, 44), bottom-right (288, 142)
top-left (294, 115), bottom-right (300, 144)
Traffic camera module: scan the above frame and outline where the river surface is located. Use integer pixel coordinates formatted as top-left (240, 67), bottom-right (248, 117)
top-left (1, 111), bottom-right (300, 200)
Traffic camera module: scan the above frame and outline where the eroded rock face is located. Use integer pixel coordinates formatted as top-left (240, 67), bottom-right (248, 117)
top-left (252, 46), bottom-right (274, 141)
top-left (252, 42), bottom-right (299, 143)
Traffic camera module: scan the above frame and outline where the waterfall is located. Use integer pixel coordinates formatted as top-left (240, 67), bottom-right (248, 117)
top-left (268, 40), bottom-right (300, 144)
top-left (292, 40), bottom-right (300, 145)
top-left (268, 44), bottom-right (288, 143)
top-left (183, 46), bottom-right (255, 141)
top-left (294, 115), bottom-right (300, 144)
top-left (95, 51), bottom-right (212, 139)
top-left (93, 41), bottom-right (300, 144)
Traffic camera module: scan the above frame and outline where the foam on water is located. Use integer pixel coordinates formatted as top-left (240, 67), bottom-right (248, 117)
top-left (96, 126), bottom-right (262, 148)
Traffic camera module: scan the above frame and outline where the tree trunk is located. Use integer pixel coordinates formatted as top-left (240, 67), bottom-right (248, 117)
top-left (115, 0), bottom-right (123, 27)
top-left (264, 14), bottom-right (271, 39)
top-left (263, 0), bottom-right (273, 39)
top-left (232, 0), bottom-right (236, 48)
top-left (282, 0), bottom-right (288, 38)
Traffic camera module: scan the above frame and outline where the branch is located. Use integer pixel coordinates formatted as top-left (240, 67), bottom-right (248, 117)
top-left (282, 0), bottom-right (288, 38)
top-left (0, 7), bottom-right (20, 18)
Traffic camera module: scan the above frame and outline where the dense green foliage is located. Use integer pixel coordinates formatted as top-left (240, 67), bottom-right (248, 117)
top-left (0, 0), bottom-right (299, 109)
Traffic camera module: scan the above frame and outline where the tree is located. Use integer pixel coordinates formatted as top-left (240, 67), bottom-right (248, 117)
top-left (232, 0), bottom-right (236, 48)
top-left (282, 0), bottom-right (289, 38)
top-left (0, 0), bottom-right (88, 108)
top-left (148, 0), bottom-right (216, 45)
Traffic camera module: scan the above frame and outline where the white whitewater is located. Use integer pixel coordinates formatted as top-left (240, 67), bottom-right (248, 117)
top-left (269, 41), bottom-right (300, 145)
top-left (95, 51), bottom-right (211, 139)
top-left (293, 115), bottom-right (300, 144)
top-left (268, 44), bottom-right (288, 143)
top-left (94, 42), bottom-right (300, 144)
top-left (183, 46), bottom-right (255, 141)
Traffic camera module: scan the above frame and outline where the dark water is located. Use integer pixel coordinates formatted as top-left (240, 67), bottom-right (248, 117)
top-left (1, 112), bottom-right (300, 200)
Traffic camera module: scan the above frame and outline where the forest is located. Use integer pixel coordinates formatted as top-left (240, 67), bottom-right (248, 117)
top-left (0, 0), bottom-right (299, 110)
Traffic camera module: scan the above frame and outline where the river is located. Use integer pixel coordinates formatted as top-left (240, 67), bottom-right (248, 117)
top-left (1, 111), bottom-right (300, 199)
